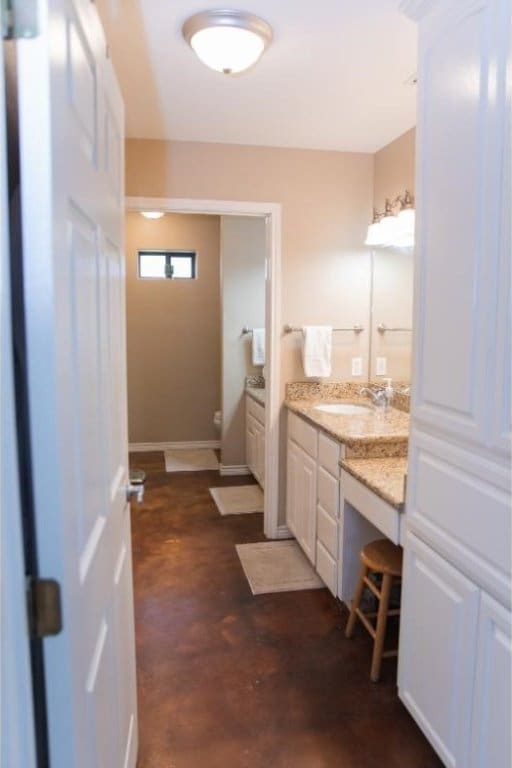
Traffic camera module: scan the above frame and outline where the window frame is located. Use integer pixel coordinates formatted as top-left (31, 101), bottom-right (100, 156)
top-left (137, 249), bottom-right (197, 280)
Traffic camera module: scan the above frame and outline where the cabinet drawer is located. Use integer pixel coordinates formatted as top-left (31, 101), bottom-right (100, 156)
top-left (318, 466), bottom-right (339, 518)
top-left (316, 540), bottom-right (337, 596)
top-left (317, 505), bottom-right (338, 558)
top-left (340, 469), bottom-right (400, 544)
top-left (318, 432), bottom-right (341, 476)
top-left (247, 395), bottom-right (265, 425)
top-left (288, 411), bottom-right (318, 458)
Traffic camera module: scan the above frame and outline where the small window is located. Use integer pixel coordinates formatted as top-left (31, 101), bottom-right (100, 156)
top-left (138, 250), bottom-right (196, 280)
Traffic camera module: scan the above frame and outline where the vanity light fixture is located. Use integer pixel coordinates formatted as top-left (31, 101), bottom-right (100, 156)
top-left (140, 211), bottom-right (165, 220)
top-left (364, 190), bottom-right (415, 248)
top-left (182, 10), bottom-right (273, 75)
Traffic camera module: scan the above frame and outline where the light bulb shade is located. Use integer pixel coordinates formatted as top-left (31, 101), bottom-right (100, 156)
top-left (397, 207), bottom-right (415, 234)
top-left (365, 221), bottom-right (383, 246)
top-left (141, 211), bottom-right (165, 219)
top-left (183, 10), bottom-right (273, 74)
top-left (393, 231), bottom-right (415, 248)
top-left (378, 214), bottom-right (399, 245)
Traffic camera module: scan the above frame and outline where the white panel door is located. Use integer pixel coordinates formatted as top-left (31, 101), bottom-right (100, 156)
top-left (16, 2), bottom-right (137, 767)
top-left (470, 594), bottom-right (511, 768)
top-left (398, 534), bottom-right (479, 768)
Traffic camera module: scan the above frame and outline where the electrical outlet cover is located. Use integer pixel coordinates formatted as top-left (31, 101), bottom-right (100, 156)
top-left (351, 357), bottom-right (363, 376)
top-left (376, 357), bottom-right (387, 375)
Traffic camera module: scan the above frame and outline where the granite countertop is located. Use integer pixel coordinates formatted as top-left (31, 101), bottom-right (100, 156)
top-left (339, 457), bottom-right (408, 510)
top-left (246, 386), bottom-right (266, 406)
top-left (285, 399), bottom-right (409, 453)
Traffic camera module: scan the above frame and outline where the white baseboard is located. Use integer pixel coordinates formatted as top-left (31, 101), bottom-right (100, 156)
top-left (219, 464), bottom-right (251, 476)
top-left (129, 440), bottom-right (220, 453)
top-left (273, 524), bottom-right (293, 540)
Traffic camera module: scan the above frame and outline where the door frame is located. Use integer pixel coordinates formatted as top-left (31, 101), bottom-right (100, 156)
top-left (125, 196), bottom-right (283, 540)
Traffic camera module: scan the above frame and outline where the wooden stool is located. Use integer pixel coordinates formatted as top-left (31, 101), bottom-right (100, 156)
top-left (345, 539), bottom-right (403, 682)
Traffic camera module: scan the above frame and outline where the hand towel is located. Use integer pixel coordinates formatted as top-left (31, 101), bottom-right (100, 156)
top-left (252, 328), bottom-right (265, 366)
top-left (302, 326), bottom-right (332, 377)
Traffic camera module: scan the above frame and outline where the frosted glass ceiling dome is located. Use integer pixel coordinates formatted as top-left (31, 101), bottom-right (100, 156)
top-left (182, 10), bottom-right (273, 75)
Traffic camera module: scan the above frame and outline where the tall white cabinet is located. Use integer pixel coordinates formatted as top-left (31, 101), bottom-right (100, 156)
top-left (399, 1), bottom-right (511, 766)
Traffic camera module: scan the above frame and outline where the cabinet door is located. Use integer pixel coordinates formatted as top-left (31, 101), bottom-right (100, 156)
top-left (470, 594), bottom-right (511, 768)
top-left (286, 440), bottom-right (300, 538)
top-left (256, 421), bottom-right (265, 489)
top-left (299, 451), bottom-right (317, 565)
top-left (246, 415), bottom-right (257, 479)
top-left (398, 533), bottom-right (479, 768)
top-left (409, 0), bottom-right (511, 466)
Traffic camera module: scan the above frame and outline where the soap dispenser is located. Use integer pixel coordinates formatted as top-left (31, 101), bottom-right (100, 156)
top-left (383, 377), bottom-right (394, 408)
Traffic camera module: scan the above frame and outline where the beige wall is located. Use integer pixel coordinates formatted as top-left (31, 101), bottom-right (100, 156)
top-left (125, 211), bottom-right (221, 444)
top-left (371, 129), bottom-right (416, 381)
top-left (373, 128), bottom-right (415, 212)
top-left (126, 139), bottom-right (373, 521)
top-left (126, 140), bottom-right (374, 386)
top-left (220, 216), bottom-right (266, 468)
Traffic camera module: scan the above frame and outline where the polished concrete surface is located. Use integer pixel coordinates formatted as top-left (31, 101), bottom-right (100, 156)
top-left (131, 452), bottom-right (443, 768)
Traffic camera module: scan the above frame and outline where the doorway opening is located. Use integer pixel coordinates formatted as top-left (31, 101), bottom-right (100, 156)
top-left (125, 197), bottom-right (282, 540)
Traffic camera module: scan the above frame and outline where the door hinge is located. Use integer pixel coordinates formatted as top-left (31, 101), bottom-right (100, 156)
top-left (27, 578), bottom-right (63, 638)
top-left (1, 0), bottom-right (38, 40)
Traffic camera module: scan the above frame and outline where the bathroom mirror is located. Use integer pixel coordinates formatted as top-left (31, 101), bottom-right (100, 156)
top-left (369, 247), bottom-right (414, 383)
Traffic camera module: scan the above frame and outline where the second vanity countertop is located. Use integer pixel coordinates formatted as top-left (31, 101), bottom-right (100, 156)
top-left (340, 457), bottom-right (408, 510)
top-left (285, 398), bottom-right (409, 454)
top-left (246, 386), bottom-right (266, 406)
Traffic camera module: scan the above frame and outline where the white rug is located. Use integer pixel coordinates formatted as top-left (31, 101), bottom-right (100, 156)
top-left (164, 448), bottom-right (219, 473)
top-left (209, 485), bottom-right (264, 516)
top-left (236, 540), bottom-right (324, 595)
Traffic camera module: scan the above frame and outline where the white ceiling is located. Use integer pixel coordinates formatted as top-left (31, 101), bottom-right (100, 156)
top-left (97, 0), bottom-right (417, 153)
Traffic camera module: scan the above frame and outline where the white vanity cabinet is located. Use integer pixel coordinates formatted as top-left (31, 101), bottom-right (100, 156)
top-left (286, 411), bottom-right (393, 598)
top-left (399, 534), bottom-right (480, 767)
top-left (286, 413), bottom-right (343, 593)
top-left (246, 395), bottom-right (265, 488)
top-left (399, 0), bottom-right (511, 765)
top-left (470, 594), bottom-right (512, 768)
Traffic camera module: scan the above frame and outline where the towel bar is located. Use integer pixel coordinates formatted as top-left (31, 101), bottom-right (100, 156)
top-left (283, 324), bottom-right (364, 334)
top-left (377, 324), bottom-right (412, 333)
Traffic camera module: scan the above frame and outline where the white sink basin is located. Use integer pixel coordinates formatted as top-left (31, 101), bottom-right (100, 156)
top-left (313, 402), bottom-right (372, 415)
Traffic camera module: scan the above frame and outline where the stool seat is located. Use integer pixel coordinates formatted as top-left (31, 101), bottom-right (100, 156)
top-left (360, 539), bottom-right (402, 576)
top-left (345, 538), bottom-right (403, 682)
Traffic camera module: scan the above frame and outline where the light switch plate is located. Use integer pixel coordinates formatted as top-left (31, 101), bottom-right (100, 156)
top-left (376, 357), bottom-right (387, 375)
top-left (351, 357), bottom-right (363, 376)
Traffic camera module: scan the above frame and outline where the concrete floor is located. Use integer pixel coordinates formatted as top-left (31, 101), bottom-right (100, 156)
top-left (130, 451), bottom-right (443, 768)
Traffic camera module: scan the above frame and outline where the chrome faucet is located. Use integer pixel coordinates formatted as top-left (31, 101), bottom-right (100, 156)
top-left (360, 386), bottom-right (387, 409)
top-left (361, 380), bottom-right (411, 411)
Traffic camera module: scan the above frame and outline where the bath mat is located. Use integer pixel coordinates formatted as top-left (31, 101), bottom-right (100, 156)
top-left (164, 448), bottom-right (219, 473)
top-left (235, 540), bottom-right (324, 596)
top-left (209, 485), bottom-right (264, 516)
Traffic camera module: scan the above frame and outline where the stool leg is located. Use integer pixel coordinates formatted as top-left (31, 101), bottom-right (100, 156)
top-left (370, 573), bottom-right (393, 682)
top-left (345, 564), bottom-right (369, 638)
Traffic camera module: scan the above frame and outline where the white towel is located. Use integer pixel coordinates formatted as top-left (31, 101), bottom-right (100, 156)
top-left (252, 328), bottom-right (265, 366)
top-left (302, 326), bottom-right (332, 377)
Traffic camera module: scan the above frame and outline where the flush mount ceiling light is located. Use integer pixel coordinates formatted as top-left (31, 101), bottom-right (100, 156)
top-left (182, 10), bottom-right (273, 75)
top-left (141, 211), bottom-right (165, 219)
